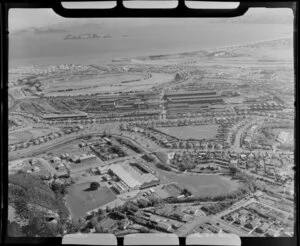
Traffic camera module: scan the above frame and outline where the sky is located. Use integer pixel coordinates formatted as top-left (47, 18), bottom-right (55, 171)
top-left (9, 2), bottom-right (293, 31)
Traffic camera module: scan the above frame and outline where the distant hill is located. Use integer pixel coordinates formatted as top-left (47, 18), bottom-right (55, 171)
top-left (12, 27), bottom-right (68, 35)
top-left (34, 27), bottom-right (68, 34)
top-left (211, 8), bottom-right (293, 24)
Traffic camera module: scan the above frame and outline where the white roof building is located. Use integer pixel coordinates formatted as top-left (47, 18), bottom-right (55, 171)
top-left (109, 162), bottom-right (159, 189)
top-left (110, 164), bottom-right (140, 189)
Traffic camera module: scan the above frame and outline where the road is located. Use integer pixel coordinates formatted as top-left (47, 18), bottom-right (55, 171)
top-left (67, 155), bottom-right (142, 174)
top-left (230, 120), bottom-right (258, 152)
top-left (177, 197), bottom-right (256, 237)
top-left (9, 130), bottom-right (151, 161)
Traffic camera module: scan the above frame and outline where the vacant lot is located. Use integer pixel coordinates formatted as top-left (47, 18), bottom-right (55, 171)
top-left (156, 125), bottom-right (219, 140)
top-left (161, 172), bottom-right (241, 197)
top-left (66, 183), bottom-right (116, 219)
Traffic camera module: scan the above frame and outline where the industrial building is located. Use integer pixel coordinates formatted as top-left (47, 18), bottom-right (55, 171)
top-left (164, 90), bottom-right (224, 115)
top-left (42, 113), bottom-right (88, 120)
top-left (109, 162), bottom-right (160, 191)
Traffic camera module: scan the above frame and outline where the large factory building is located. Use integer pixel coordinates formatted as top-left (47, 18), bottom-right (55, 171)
top-left (164, 90), bottom-right (224, 115)
top-left (109, 162), bottom-right (160, 191)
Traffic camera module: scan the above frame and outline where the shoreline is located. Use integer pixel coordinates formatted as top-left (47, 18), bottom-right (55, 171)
top-left (9, 35), bottom-right (293, 68)
top-left (111, 35), bottom-right (293, 62)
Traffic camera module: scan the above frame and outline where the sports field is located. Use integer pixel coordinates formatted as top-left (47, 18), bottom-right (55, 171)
top-left (162, 172), bottom-right (241, 197)
top-left (156, 125), bottom-right (219, 140)
top-left (66, 183), bottom-right (116, 219)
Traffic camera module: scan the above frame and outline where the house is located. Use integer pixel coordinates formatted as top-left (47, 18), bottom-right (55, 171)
top-left (157, 221), bottom-right (172, 232)
top-left (97, 218), bottom-right (119, 231)
top-left (230, 159), bottom-right (238, 167)
top-left (149, 215), bottom-right (161, 223)
top-left (265, 229), bottom-right (279, 237)
top-left (32, 166), bottom-right (40, 172)
top-left (52, 156), bottom-right (61, 162)
top-left (255, 222), bottom-right (270, 233)
top-left (239, 214), bottom-right (248, 224)
top-left (118, 219), bottom-right (131, 230)
top-left (245, 218), bottom-right (260, 229)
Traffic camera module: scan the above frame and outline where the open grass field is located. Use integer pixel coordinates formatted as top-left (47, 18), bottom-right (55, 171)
top-left (273, 128), bottom-right (294, 145)
top-left (43, 72), bottom-right (173, 96)
top-left (161, 172), bottom-right (241, 197)
top-left (156, 125), bottom-right (219, 140)
top-left (274, 128), bottom-right (294, 151)
top-left (9, 127), bottom-right (53, 144)
top-left (66, 183), bottom-right (116, 219)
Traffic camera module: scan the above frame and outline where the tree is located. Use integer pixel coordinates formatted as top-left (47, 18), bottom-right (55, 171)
top-left (22, 215), bottom-right (57, 237)
top-left (95, 224), bottom-right (104, 233)
top-left (148, 196), bottom-right (162, 207)
top-left (14, 198), bottom-right (29, 218)
top-left (97, 209), bottom-right (104, 216)
top-left (106, 206), bottom-right (111, 213)
top-left (137, 199), bottom-right (149, 208)
top-left (182, 188), bottom-right (192, 197)
top-left (90, 182), bottom-right (100, 190)
top-left (140, 227), bottom-right (150, 233)
top-left (65, 219), bottom-right (83, 234)
top-left (87, 217), bottom-right (98, 229)
top-left (124, 202), bottom-right (139, 213)
top-left (229, 166), bottom-right (238, 176)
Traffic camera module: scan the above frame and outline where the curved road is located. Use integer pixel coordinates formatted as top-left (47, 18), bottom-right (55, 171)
top-left (230, 119), bottom-right (260, 152)
top-left (10, 131), bottom-right (153, 161)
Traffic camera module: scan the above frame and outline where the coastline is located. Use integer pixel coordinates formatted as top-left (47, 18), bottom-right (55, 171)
top-left (9, 34), bottom-right (293, 68)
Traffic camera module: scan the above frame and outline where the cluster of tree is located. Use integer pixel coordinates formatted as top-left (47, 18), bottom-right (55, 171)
top-left (51, 182), bottom-right (69, 196)
top-left (56, 88), bottom-right (75, 92)
top-left (229, 167), bottom-right (257, 192)
top-left (141, 154), bottom-right (156, 162)
top-left (176, 162), bottom-right (196, 171)
top-left (9, 172), bottom-right (69, 221)
top-left (64, 217), bottom-right (87, 234)
top-left (22, 213), bottom-right (64, 237)
top-left (135, 196), bottom-right (163, 208)
top-left (110, 145), bottom-right (126, 157)
top-left (128, 215), bottom-right (169, 233)
top-left (89, 182), bottom-right (100, 191)
top-left (110, 211), bottom-right (126, 220)
top-left (8, 211), bottom-right (76, 237)
top-left (155, 163), bottom-right (172, 171)
top-left (181, 188), bottom-right (192, 197)
top-left (165, 186), bottom-right (252, 204)
top-left (124, 202), bottom-right (139, 212)
top-left (7, 221), bottom-right (24, 237)
top-left (80, 197), bottom-right (165, 235)
top-left (95, 224), bottom-right (110, 233)
top-left (115, 138), bottom-right (144, 154)
top-left (260, 127), bottom-right (276, 139)
top-left (128, 215), bottom-right (149, 227)
top-left (201, 201), bottom-right (235, 215)
top-left (136, 199), bottom-right (151, 208)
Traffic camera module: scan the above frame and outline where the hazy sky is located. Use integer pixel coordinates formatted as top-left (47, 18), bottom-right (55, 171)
top-left (9, 2), bottom-right (293, 31)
